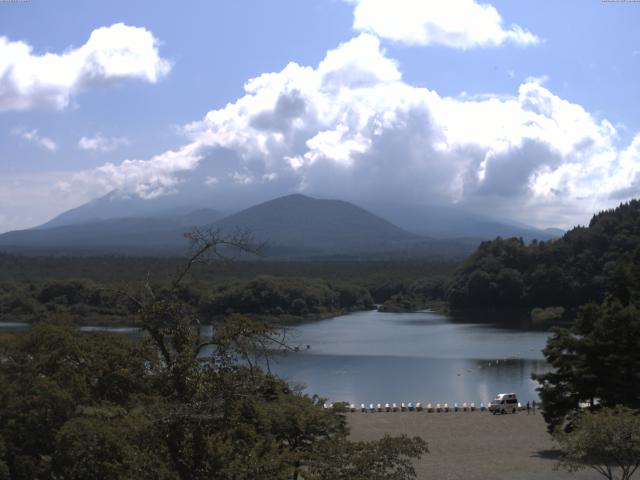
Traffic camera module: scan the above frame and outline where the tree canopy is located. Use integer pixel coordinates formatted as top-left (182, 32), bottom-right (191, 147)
top-left (533, 300), bottom-right (640, 432)
top-left (0, 229), bottom-right (428, 479)
top-left (555, 406), bottom-right (640, 480)
top-left (447, 200), bottom-right (640, 309)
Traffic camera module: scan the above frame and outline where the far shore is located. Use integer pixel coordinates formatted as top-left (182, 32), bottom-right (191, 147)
top-left (348, 411), bottom-right (600, 480)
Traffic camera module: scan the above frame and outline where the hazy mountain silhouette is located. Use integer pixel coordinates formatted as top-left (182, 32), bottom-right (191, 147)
top-left (366, 202), bottom-right (561, 241)
top-left (38, 191), bottom-right (213, 229)
top-left (0, 193), bottom-right (559, 258)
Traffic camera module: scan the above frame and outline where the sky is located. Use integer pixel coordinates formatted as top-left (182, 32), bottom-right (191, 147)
top-left (1, 0), bottom-right (639, 233)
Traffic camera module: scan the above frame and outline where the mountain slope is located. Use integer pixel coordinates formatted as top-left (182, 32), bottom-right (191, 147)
top-left (38, 191), bottom-right (211, 229)
top-left (0, 194), bottom-right (479, 258)
top-left (213, 194), bottom-right (418, 253)
top-left (366, 203), bottom-right (562, 241)
top-left (0, 218), bottom-right (189, 254)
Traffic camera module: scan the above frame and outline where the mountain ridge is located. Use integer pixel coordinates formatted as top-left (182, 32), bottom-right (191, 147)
top-left (0, 194), bottom-right (561, 259)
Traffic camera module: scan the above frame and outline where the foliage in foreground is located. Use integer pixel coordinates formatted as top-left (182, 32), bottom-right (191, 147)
top-left (534, 300), bottom-right (640, 432)
top-left (555, 406), bottom-right (640, 480)
top-left (0, 229), bottom-right (428, 479)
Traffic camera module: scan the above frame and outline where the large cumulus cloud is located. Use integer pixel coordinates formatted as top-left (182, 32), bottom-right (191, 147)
top-left (347, 0), bottom-right (540, 48)
top-left (0, 23), bottom-right (171, 111)
top-left (63, 33), bottom-right (639, 228)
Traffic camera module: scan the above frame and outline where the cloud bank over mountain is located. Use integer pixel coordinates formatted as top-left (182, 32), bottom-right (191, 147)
top-left (61, 30), bottom-right (639, 228)
top-left (0, 23), bottom-right (171, 111)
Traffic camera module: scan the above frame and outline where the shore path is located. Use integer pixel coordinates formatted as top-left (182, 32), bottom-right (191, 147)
top-left (348, 411), bottom-right (601, 480)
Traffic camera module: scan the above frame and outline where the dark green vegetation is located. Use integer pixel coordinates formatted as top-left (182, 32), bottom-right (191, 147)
top-left (439, 200), bottom-right (640, 438)
top-left (378, 278), bottom-right (447, 313)
top-left (203, 276), bottom-right (374, 320)
top-left (0, 233), bottom-right (428, 480)
top-left (534, 300), bottom-right (640, 432)
top-left (447, 200), bottom-right (640, 309)
top-left (0, 254), bottom-right (456, 325)
top-left (0, 276), bottom-right (373, 326)
top-left (496, 201), bottom-right (640, 436)
top-left (554, 406), bottom-right (640, 480)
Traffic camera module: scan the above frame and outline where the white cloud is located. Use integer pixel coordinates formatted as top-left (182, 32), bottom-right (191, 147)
top-left (12, 127), bottom-right (57, 151)
top-left (348, 0), bottom-right (540, 48)
top-left (78, 133), bottom-right (130, 152)
top-left (62, 34), bottom-right (640, 229)
top-left (58, 142), bottom-right (202, 200)
top-left (0, 23), bottom-right (171, 112)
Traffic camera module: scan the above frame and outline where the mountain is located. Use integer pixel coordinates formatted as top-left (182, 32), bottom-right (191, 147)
top-left (38, 191), bottom-right (214, 229)
top-left (0, 194), bottom-right (477, 259)
top-left (214, 194), bottom-right (417, 252)
top-left (0, 217), bottom-right (188, 255)
top-left (365, 203), bottom-right (562, 241)
top-left (1, 192), bottom-right (564, 259)
top-left (0, 206), bottom-right (224, 255)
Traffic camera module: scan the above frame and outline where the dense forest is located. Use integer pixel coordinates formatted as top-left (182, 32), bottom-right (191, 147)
top-left (0, 277), bottom-right (373, 326)
top-left (447, 200), bottom-right (640, 310)
top-left (0, 256), bottom-right (455, 325)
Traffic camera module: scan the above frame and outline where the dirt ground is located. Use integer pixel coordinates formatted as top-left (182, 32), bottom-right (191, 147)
top-left (348, 410), bottom-right (601, 480)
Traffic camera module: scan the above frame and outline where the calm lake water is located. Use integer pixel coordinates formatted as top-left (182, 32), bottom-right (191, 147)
top-left (269, 309), bottom-right (550, 405)
top-left (0, 309), bottom-right (551, 405)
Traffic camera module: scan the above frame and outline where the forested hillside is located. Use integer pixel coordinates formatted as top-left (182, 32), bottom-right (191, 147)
top-left (447, 200), bottom-right (640, 308)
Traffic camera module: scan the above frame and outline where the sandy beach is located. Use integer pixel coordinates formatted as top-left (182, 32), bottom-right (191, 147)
top-left (348, 410), bottom-right (601, 480)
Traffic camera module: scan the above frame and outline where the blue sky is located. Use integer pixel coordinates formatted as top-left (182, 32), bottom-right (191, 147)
top-left (1, 0), bottom-right (639, 232)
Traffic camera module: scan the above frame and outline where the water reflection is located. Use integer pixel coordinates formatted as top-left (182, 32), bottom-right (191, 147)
top-left (270, 309), bottom-right (551, 403)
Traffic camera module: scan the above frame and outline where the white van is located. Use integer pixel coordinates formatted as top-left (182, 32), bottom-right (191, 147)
top-left (488, 393), bottom-right (518, 414)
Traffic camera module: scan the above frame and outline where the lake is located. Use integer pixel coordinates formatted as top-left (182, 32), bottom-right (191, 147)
top-left (268, 309), bottom-right (550, 405)
top-left (0, 309), bottom-right (551, 405)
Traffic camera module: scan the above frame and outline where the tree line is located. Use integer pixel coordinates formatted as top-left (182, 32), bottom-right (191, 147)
top-left (446, 200), bottom-right (640, 309)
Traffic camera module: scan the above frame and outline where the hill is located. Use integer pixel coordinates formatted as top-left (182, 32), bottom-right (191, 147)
top-left (214, 194), bottom-right (417, 254)
top-left (0, 194), bottom-right (478, 259)
top-left (446, 199), bottom-right (640, 308)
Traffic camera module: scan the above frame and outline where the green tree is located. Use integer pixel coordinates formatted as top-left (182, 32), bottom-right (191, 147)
top-left (534, 301), bottom-right (640, 432)
top-left (555, 406), bottom-right (640, 480)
